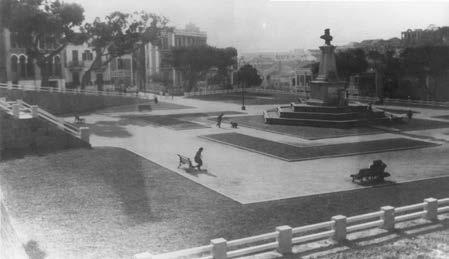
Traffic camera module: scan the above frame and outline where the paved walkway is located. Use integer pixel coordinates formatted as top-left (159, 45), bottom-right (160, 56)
top-left (79, 95), bottom-right (449, 204)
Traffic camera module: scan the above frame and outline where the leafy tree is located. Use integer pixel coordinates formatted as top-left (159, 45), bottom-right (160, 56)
top-left (1, 0), bottom-right (85, 87)
top-left (83, 11), bottom-right (169, 90)
top-left (335, 48), bottom-right (368, 80)
top-left (399, 46), bottom-right (449, 100)
top-left (236, 64), bottom-right (262, 87)
top-left (171, 45), bottom-right (237, 91)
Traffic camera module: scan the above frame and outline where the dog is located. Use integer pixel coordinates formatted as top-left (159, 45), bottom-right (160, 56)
top-left (230, 121), bottom-right (238, 128)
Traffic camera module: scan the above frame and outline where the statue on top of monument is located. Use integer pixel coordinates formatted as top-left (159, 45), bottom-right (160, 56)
top-left (320, 28), bottom-right (333, 46)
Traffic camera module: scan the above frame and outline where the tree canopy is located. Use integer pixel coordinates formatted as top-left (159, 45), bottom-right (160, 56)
top-left (335, 48), bottom-right (368, 80)
top-left (1, 0), bottom-right (85, 86)
top-left (82, 11), bottom-right (169, 89)
top-left (236, 64), bottom-right (262, 87)
top-left (171, 45), bottom-right (237, 91)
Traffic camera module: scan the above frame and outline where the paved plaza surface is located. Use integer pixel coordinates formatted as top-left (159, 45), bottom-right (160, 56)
top-left (80, 94), bottom-right (449, 204)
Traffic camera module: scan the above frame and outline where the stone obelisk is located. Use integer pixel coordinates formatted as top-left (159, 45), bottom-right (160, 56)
top-left (308, 29), bottom-right (347, 106)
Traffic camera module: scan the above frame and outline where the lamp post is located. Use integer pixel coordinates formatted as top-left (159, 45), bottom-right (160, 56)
top-left (241, 81), bottom-right (246, 110)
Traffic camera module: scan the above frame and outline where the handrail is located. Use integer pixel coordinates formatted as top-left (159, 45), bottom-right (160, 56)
top-left (139, 197), bottom-right (449, 259)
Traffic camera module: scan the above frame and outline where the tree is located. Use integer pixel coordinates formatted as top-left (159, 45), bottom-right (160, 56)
top-left (83, 11), bottom-right (169, 90)
top-left (335, 48), bottom-right (368, 81)
top-left (236, 64), bottom-right (262, 87)
top-left (171, 45), bottom-right (237, 92)
top-left (2, 0), bottom-right (85, 87)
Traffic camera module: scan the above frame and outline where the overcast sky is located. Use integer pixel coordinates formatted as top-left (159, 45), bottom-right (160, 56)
top-left (68, 0), bottom-right (449, 53)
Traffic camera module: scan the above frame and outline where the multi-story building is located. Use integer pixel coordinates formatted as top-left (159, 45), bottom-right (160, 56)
top-left (62, 43), bottom-right (112, 89)
top-left (401, 25), bottom-right (449, 47)
top-left (159, 23), bottom-right (207, 93)
top-left (262, 61), bottom-right (312, 93)
top-left (0, 28), bottom-right (65, 89)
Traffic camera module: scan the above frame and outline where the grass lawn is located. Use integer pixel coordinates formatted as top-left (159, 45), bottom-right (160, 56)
top-left (115, 111), bottom-right (246, 131)
top-left (188, 91), bottom-right (298, 105)
top-left (378, 107), bottom-right (419, 114)
top-left (201, 133), bottom-right (438, 161)
top-left (316, 219), bottom-right (449, 259)
top-left (379, 118), bottom-right (449, 131)
top-left (96, 101), bottom-right (194, 114)
top-left (1, 147), bottom-right (449, 258)
top-left (219, 115), bottom-right (383, 140)
top-left (433, 115), bottom-right (449, 120)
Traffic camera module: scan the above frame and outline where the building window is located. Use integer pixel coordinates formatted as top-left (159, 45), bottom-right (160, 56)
top-left (72, 50), bottom-right (78, 62)
top-left (10, 56), bottom-right (18, 73)
top-left (27, 59), bottom-right (34, 77)
top-left (82, 50), bottom-right (93, 61)
top-left (54, 56), bottom-right (61, 77)
top-left (72, 72), bottom-right (80, 86)
top-left (19, 56), bottom-right (27, 78)
top-left (46, 59), bottom-right (53, 77)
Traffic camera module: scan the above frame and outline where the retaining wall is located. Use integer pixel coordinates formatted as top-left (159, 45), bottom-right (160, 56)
top-left (0, 88), bottom-right (143, 115)
top-left (0, 111), bottom-right (90, 160)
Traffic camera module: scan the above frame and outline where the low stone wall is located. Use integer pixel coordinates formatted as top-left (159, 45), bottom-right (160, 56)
top-left (0, 111), bottom-right (90, 160)
top-left (0, 88), bottom-right (143, 115)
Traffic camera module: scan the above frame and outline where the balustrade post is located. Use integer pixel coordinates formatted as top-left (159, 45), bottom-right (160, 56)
top-left (211, 238), bottom-right (227, 259)
top-left (276, 225), bottom-right (292, 254)
top-left (331, 215), bottom-right (347, 242)
top-left (12, 104), bottom-right (20, 117)
top-left (31, 105), bottom-right (39, 118)
top-left (424, 198), bottom-right (438, 221)
top-left (381, 206), bottom-right (395, 230)
top-left (79, 127), bottom-right (90, 143)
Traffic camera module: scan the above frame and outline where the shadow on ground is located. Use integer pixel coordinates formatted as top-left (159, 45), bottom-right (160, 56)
top-left (182, 168), bottom-right (217, 177)
top-left (24, 240), bottom-right (46, 259)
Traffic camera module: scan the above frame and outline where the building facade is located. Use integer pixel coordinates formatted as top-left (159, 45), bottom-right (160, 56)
top-left (159, 23), bottom-right (207, 93)
top-left (62, 43), bottom-right (112, 90)
top-left (401, 25), bottom-right (449, 47)
top-left (1, 29), bottom-right (65, 89)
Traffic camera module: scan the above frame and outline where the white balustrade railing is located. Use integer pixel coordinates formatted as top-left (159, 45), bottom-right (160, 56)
top-left (0, 98), bottom-right (89, 142)
top-left (0, 83), bottom-right (141, 99)
top-left (135, 197), bottom-right (449, 259)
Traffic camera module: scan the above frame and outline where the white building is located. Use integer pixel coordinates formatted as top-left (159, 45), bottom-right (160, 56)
top-left (63, 43), bottom-right (111, 89)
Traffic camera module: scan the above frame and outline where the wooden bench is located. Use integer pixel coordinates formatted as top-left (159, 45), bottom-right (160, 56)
top-left (138, 104), bottom-right (152, 112)
top-left (74, 115), bottom-right (85, 124)
top-left (351, 160), bottom-right (390, 184)
top-left (177, 154), bottom-right (193, 169)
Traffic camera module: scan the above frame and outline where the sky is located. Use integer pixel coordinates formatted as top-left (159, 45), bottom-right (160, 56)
top-left (67, 0), bottom-right (449, 53)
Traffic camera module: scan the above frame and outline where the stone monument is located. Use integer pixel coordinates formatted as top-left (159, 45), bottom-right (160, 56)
top-left (308, 29), bottom-right (347, 106)
top-left (263, 29), bottom-right (387, 128)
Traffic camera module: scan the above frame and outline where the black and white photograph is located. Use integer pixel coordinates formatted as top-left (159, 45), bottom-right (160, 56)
top-left (1, 0), bottom-right (449, 258)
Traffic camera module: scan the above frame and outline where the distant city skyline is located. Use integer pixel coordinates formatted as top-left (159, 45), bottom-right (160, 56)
top-left (68, 0), bottom-right (449, 53)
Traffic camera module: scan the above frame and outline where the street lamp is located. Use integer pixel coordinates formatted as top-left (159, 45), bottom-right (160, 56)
top-left (241, 80), bottom-right (246, 110)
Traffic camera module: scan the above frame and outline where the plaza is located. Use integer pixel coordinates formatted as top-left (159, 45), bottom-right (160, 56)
top-left (2, 89), bottom-right (449, 258)
top-left (1, 1), bottom-right (449, 258)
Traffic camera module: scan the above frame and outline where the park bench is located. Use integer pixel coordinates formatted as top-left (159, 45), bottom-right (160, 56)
top-left (177, 154), bottom-right (193, 169)
top-left (350, 160), bottom-right (390, 184)
top-left (138, 104), bottom-right (152, 112)
top-left (74, 115), bottom-right (85, 124)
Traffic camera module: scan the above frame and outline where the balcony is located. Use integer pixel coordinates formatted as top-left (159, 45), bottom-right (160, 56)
top-left (68, 60), bottom-right (85, 70)
top-left (111, 69), bottom-right (131, 78)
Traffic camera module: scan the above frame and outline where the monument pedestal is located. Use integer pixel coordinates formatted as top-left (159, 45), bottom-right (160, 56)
top-left (263, 28), bottom-right (388, 128)
top-left (308, 81), bottom-right (347, 106)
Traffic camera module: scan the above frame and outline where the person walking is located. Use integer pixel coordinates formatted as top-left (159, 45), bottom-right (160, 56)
top-left (407, 109), bottom-right (413, 121)
top-left (216, 113), bottom-right (224, 128)
top-left (194, 147), bottom-right (204, 170)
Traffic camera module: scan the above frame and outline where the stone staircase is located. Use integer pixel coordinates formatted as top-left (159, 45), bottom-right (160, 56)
top-left (0, 98), bottom-right (91, 159)
top-left (264, 103), bottom-right (388, 128)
